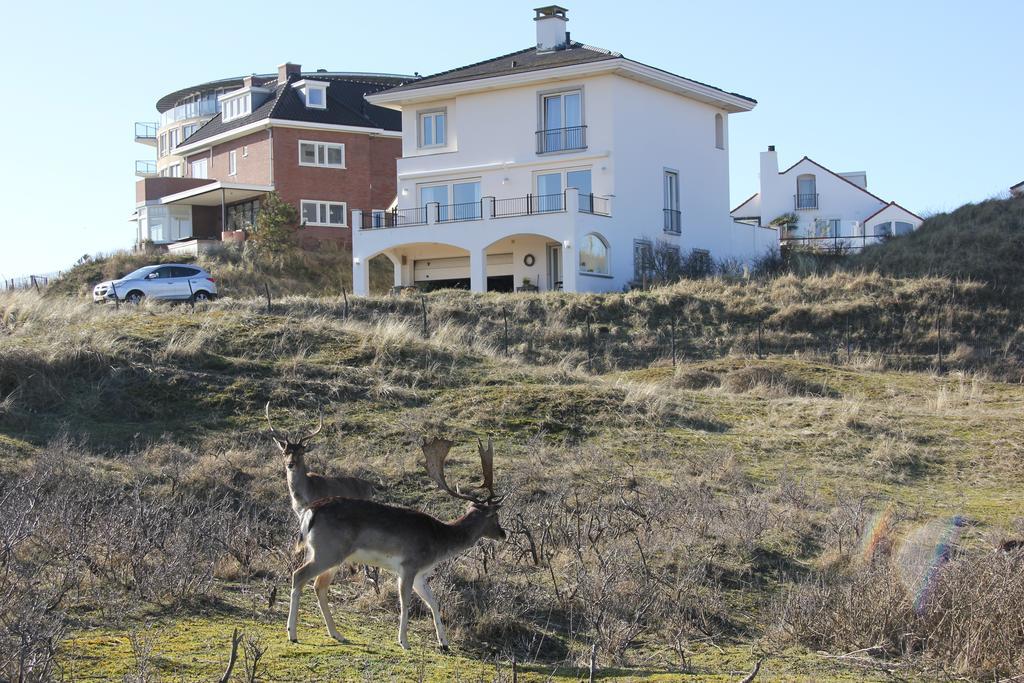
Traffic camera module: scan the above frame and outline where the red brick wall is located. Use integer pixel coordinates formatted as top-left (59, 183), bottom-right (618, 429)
top-left (271, 127), bottom-right (401, 248)
top-left (136, 177), bottom-right (213, 203)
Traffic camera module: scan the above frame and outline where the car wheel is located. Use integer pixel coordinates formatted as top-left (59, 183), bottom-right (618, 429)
top-left (192, 290), bottom-right (211, 303)
top-left (125, 291), bottom-right (145, 305)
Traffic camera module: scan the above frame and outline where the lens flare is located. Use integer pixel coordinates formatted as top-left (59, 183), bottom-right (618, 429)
top-left (895, 515), bottom-right (966, 614)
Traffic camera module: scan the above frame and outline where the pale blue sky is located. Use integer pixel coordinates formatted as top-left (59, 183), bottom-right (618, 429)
top-left (1, 0), bottom-right (1020, 279)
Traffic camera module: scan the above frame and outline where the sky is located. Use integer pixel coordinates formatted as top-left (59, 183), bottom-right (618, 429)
top-left (0, 0), bottom-right (1020, 279)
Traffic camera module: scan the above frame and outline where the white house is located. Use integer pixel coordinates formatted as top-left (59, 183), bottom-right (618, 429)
top-left (350, 6), bottom-right (776, 295)
top-left (1011, 181), bottom-right (1024, 198)
top-left (731, 147), bottom-right (923, 250)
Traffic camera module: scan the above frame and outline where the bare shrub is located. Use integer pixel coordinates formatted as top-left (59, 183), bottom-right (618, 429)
top-left (721, 366), bottom-right (838, 398)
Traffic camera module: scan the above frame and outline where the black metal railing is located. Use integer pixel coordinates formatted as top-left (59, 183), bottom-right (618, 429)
top-left (579, 193), bottom-right (611, 216)
top-left (134, 122), bottom-right (158, 140)
top-left (794, 193), bottom-right (819, 210)
top-left (780, 231), bottom-right (893, 253)
top-left (493, 193), bottom-right (566, 218)
top-left (663, 208), bottom-right (681, 233)
top-left (536, 125), bottom-right (587, 154)
top-left (359, 206), bottom-right (428, 229)
top-left (135, 160), bottom-right (157, 176)
top-left (436, 201), bottom-right (483, 223)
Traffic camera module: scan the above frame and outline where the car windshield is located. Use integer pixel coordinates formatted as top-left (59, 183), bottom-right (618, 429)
top-left (121, 266), bottom-right (159, 280)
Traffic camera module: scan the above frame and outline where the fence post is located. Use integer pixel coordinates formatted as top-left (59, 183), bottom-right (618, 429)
top-left (110, 281), bottom-right (120, 310)
top-left (341, 288), bottom-right (349, 320)
top-left (420, 295), bottom-right (428, 339)
top-left (502, 306), bottom-right (509, 357)
top-left (264, 283), bottom-right (272, 313)
top-left (187, 279), bottom-right (195, 311)
top-left (585, 311), bottom-right (594, 371)
top-left (936, 314), bottom-right (943, 374)
top-left (845, 314), bottom-right (851, 363)
top-left (670, 317), bottom-right (677, 367)
top-left (757, 322), bottom-right (763, 359)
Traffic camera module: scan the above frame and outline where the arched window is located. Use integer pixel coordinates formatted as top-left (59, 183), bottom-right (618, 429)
top-left (796, 174), bottom-right (817, 209)
top-left (873, 222), bottom-right (893, 237)
top-left (894, 221), bottom-right (914, 236)
top-left (714, 113), bottom-right (724, 149)
top-left (579, 233), bottom-right (609, 275)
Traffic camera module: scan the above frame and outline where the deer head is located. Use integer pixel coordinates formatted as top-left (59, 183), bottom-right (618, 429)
top-left (421, 435), bottom-right (506, 540)
top-left (265, 401), bottom-right (324, 472)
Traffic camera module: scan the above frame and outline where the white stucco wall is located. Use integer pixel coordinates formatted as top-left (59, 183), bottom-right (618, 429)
top-left (355, 70), bottom-right (760, 294)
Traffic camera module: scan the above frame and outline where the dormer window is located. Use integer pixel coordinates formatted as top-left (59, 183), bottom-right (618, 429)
top-left (294, 80), bottom-right (329, 110)
top-left (221, 94), bottom-right (251, 122)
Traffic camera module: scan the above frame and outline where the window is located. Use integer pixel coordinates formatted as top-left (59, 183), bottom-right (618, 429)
top-left (420, 179), bottom-right (481, 221)
top-left (633, 239), bottom-right (654, 282)
top-left (242, 145), bottom-right (248, 157)
top-left (228, 150), bottom-right (237, 176)
top-left (158, 133), bottom-right (167, 157)
top-left (814, 218), bottom-right (841, 237)
top-left (226, 199), bottom-right (261, 231)
top-left (222, 94), bottom-right (251, 122)
top-left (418, 110), bottom-right (446, 148)
top-left (539, 90), bottom-right (584, 152)
top-left (714, 113), bottom-right (725, 150)
top-left (167, 163), bottom-right (181, 178)
top-left (190, 158), bottom-right (208, 179)
top-left (170, 266), bottom-right (201, 278)
top-left (873, 222), bottom-right (892, 238)
top-left (535, 168), bottom-right (591, 212)
top-left (300, 200), bottom-right (347, 227)
top-left (371, 209), bottom-right (386, 227)
top-left (664, 170), bottom-right (681, 233)
top-left (182, 123), bottom-right (199, 140)
top-left (796, 174), bottom-right (817, 209)
top-left (305, 85), bottom-right (326, 109)
top-left (298, 140), bottom-right (345, 168)
top-left (579, 233), bottom-right (609, 275)
top-left (894, 221), bottom-right (914, 236)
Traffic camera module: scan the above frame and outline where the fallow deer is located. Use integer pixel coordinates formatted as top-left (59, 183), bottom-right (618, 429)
top-left (286, 435), bottom-right (506, 651)
top-left (265, 402), bottom-right (378, 589)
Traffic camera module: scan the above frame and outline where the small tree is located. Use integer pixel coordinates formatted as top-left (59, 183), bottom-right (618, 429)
top-left (770, 212), bottom-right (800, 237)
top-left (249, 192), bottom-right (299, 259)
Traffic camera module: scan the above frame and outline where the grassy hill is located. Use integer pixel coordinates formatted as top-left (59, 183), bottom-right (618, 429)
top-left (847, 195), bottom-right (1024, 289)
top-left (1, 276), bottom-right (1023, 681)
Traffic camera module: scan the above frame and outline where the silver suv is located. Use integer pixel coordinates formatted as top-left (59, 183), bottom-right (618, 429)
top-left (93, 264), bottom-right (218, 304)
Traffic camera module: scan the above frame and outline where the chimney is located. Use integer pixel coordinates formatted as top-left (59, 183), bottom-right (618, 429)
top-left (277, 62), bottom-right (302, 82)
top-left (243, 76), bottom-right (254, 89)
top-left (759, 146), bottom-right (779, 190)
top-left (534, 6), bottom-right (569, 51)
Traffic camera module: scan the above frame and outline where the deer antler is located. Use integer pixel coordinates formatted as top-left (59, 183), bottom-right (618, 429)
top-left (421, 437), bottom-right (481, 503)
top-left (265, 401), bottom-right (289, 443)
top-left (298, 409), bottom-right (324, 445)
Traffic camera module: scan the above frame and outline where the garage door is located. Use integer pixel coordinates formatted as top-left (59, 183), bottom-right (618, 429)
top-left (413, 253), bottom-right (513, 282)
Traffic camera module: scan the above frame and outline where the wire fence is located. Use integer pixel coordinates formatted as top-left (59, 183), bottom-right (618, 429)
top-left (3, 274), bottom-right (58, 291)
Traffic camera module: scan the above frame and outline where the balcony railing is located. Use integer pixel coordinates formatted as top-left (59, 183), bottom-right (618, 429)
top-left (135, 160), bottom-right (157, 177)
top-left (159, 99), bottom-right (220, 127)
top-left (536, 125), bottom-right (587, 154)
top-left (663, 208), bottom-right (681, 234)
top-left (794, 193), bottom-right (819, 210)
top-left (493, 193), bottom-right (565, 218)
top-left (134, 122), bottom-right (158, 144)
top-left (579, 193), bottom-right (611, 216)
top-left (358, 207), bottom-right (428, 230)
top-left (436, 201), bottom-right (483, 223)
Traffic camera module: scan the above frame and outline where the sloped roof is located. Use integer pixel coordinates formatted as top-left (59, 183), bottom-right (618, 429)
top-left (379, 41), bottom-right (756, 105)
top-left (730, 192), bottom-right (760, 216)
top-left (862, 201), bottom-right (924, 225)
top-left (180, 74), bottom-right (408, 148)
top-left (780, 156), bottom-right (889, 205)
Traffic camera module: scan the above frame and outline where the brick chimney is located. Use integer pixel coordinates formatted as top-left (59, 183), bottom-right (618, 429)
top-left (534, 6), bottom-right (569, 51)
top-left (277, 62), bottom-right (302, 82)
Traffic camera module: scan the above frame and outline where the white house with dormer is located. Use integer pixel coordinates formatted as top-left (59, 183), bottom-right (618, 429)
top-left (350, 6), bottom-right (776, 294)
top-left (731, 146), bottom-right (923, 250)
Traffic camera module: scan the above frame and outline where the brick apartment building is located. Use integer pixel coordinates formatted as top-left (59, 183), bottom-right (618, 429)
top-left (132, 63), bottom-right (413, 252)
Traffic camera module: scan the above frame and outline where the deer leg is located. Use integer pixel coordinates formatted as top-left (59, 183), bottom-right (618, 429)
top-left (313, 571), bottom-right (345, 643)
top-left (413, 574), bottom-right (449, 651)
top-left (397, 572), bottom-right (414, 650)
top-left (287, 560), bottom-right (324, 643)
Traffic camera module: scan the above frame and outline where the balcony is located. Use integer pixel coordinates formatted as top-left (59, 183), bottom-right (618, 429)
top-left (794, 193), bottom-right (819, 210)
top-left (159, 99), bottom-right (219, 127)
top-left (663, 208), bottom-right (681, 234)
top-left (135, 122), bottom-right (158, 145)
top-left (536, 125), bottom-right (587, 154)
top-left (135, 160), bottom-right (157, 178)
top-left (355, 190), bottom-right (611, 230)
